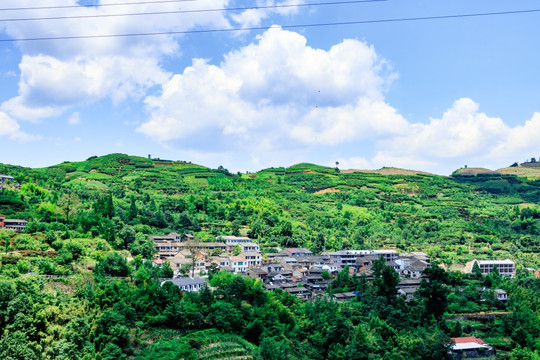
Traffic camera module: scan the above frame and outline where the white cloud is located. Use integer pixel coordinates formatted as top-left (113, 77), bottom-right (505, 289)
top-left (489, 112), bottom-right (540, 163)
top-left (2, 55), bottom-right (170, 121)
top-left (138, 27), bottom-right (402, 153)
top-left (68, 112), bottom-right (81, 125)
top-left (0, 0), bottom-right (232, 121)
top-left (0, 0), bottom-right (231, 59)
top-left (371, 98), bottom-right (540, 174)
top-left (334, 157), bottom-right (372, 170)
top-left (231, 0), bottom-right (305, 27)
top-left (0, 111), bottom-right (37, 141)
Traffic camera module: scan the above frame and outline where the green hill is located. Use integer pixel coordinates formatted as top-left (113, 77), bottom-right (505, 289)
top-left (1, 154), bottom-right (540, 267)
top-left (1, 154), bottom-right (539, 360)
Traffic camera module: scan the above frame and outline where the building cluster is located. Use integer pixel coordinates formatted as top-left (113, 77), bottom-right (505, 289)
top-left (153, 233), bottom-right (438, 301)
top-left (155, 233), bottom-right (516, 306)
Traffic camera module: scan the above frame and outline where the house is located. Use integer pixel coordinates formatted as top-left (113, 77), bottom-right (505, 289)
top-left (401, 259), bottom-right (429, 278)
top-left (241, 251), bottom-right (262, 267)
top-left (280, 248), bottom-right (313, 257)
top-left (207, 256), bottom-right (231, 269)
top-left (330, 250), bottom-right (370, 269)
top-left (330, 250), bottom-right (398, 270)
top-left (247, 268), bottom-right (268, 281)
top-left (332, 292), bottom-right (358, 302)
top-left (218, 235), bottom-right (253, 245)
top-left (371, 250), bottom-right (399, 262)
top-left (231, 256), bottom-right (248, 273)
top-left (152, 232), bottom-right (184, 258)
top-left (494, 289), bottom-right (508, 301)
top-left (168, 250), bottom-right (206, 274)
top-left (238, 242), bottom-right (260, 252)
top-left (0, 175), bottom-right (14, 184)
top-left (0, 217), bottom-right (28, 232)
top-left (284, 286), bottom-right (311, 300)
top-left (161, 277), bottom-right (208, 292)
top-left (450, 336), bottom-right (495, 359)
top-left (152, 232), bottom-right (182, 242)
top-left (396, 279), bottom-right (422, 301)
top-left (263, 264), bottom-right (284, 273)
top-left (268, 272), bottom-right (288, 283)
top-left (464, 259), bottom-right (515, 278)
top-left (403, 251), bottom-right (430, 264)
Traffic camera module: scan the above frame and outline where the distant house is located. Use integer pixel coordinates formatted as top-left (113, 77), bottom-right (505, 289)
top-left (0, 175), bottom-right (14, 184)
top-left (0, 217), bottom-right (28, 232)
top-left (238, 242), bottom-right (260, 252)
top-left (218, 235), bottom-right (253, 245)
top-left (330, 250), bottom-right (398, 270)
top-left (284, 286), bottom-right (311, 300)
top-left (281, 248), bottom-right (313, 257)
top-left (464, 259), bottom-right (515, 278)
top-left (494, 289), bottom-right (508, 301)
top-left (161, 277), bottom-right (208, 292)
top-left (332, 292), bottom-right (358, 302)
top-left (450, 336), bottom-right (495, 359)
top-left (247, 268), bottom-right (268, 281)
top-left (152, 232), bottom-right (184, 258)
top-left (231, 256), bottom-right (248, 273)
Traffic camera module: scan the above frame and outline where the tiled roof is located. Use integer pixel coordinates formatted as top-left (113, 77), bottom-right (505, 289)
top-left (452, 336), bottom-right (486, 345)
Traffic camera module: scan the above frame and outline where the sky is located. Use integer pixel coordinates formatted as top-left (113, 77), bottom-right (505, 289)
top-left (1, 0), bottom-right (540, 175)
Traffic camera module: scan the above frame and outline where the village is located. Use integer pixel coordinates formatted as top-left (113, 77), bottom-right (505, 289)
top-left (152, 233), bottom-right (514, 299)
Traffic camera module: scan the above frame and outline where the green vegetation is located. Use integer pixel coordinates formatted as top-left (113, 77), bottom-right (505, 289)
top-left (0, 154), bottom-right (539, 359)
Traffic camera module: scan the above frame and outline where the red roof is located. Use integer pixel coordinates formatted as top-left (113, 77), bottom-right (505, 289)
top-left (451, 336), bottom-right (486, 345)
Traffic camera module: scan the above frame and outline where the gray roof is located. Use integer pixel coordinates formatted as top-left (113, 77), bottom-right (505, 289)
top-left (161, 277), bottom-right (207, 287)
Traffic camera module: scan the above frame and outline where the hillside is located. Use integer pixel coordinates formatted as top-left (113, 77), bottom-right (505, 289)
top-left (1, 154), bottom-right (539, 359)
top-left (1, 154), bottom-right (539, 268)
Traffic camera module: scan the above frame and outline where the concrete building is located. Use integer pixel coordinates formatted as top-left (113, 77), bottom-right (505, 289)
top-left (218, 235), bottom-right (253, 245)
top-left (330, 250), bottom-right (399, 270)
top-left (465, 259), bottom-right (515, 278)
top-left (450, 336), bottom-right (494, 359)
top-left (161, 277), bottom-right (208, 292)
top-left (0, 217), bottom-right (28, 231)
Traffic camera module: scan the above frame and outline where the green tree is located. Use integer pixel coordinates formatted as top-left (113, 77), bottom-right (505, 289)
top-left (56, 193), bottom-right (81, 225)
top-left (95, 252), bottom-right (130, 277)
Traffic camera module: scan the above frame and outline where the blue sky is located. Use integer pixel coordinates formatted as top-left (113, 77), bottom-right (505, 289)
top-left (1, 0), bottom-right (539, 175)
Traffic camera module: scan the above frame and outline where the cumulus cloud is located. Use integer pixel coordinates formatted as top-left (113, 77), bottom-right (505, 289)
top-left (0, 111), bottom-right (37, 140)
top-left (2, 55), bottom-right (170, 120)
top-left (0, 0), bottom-right (232, 121)
top-left (333, 157), bottom-right (372, 170)
top-left (371, 98), bottom-right (540, 174)
top-left (230, 0), bottom-right (305, 28)
top-left (138, 27), bottom-right (403, 153)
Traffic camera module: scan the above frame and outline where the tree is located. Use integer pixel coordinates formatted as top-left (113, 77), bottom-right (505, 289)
top-left (128, 196), bottom-right (138, 220)
top-left (312, 233), bottom-right (325, 254)
top-left (184, 239), bottom-right (201, 278)
top-left (130, 232), bottom-right (157, 259)
top-left (233, 244), bottom-right (242, 256)
top-left (373, 261), bottom-right (399, 303)
top-left (472, 261), bottom-right (483, 279)
top-left (117, 225), bottom-right (136, 250)
top-left (95, 252), bottom-right (130, 277)
top-left (159, 262), bottom-right (174, 278)
top-left (417, 266), bottom-right (450, 321)
top-left (56, 193), bottom-right (81, 224)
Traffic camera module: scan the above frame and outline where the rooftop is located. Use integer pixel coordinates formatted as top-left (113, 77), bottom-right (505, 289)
top-left (161, 277), bottom-right (207, 287)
